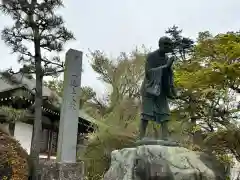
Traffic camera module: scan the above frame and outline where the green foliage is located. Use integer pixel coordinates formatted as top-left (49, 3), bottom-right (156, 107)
top-left (44, 79), bottom-right (102, 118)
top-left (165, 25), bottom-right (194, 60)
top-left (90, 48), bottom-right (146, 111)
top-left (191, 32), bottom-right (240, 91)
top-left (82, 117), bottom-right (137, 180)
top-left (0, 0), bottom-right (74, 76)
top-left (204, 128), bottom-right (240, 161)
top-left (172, 31), bottom-right (240, 167)
top-left (0, 106), bottom-right (28, 123)
top-left (44, 79), bottom-right (64, 97)
top-left (77, 49), bottom-right (147, 179)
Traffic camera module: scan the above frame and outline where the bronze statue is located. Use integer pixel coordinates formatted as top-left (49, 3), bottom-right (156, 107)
top-left (139, 36), bottom-right (176, 140)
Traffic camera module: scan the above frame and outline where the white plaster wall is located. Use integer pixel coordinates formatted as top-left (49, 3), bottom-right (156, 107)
top-left (14, 122), bottom-right (33, 154)
top-left (0, 123), bottom-right (10, 134)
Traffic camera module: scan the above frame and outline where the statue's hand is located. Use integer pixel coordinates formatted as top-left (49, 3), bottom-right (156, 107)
top-left (167, 57), bottom-right (175, 67)
top-left (167, 94), bottom-right (176, 99)
top-left (167, 87), bottom-right (177, 99)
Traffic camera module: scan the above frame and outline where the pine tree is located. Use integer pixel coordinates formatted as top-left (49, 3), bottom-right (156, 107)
top-left (0, 0), bottom-right (74, 179)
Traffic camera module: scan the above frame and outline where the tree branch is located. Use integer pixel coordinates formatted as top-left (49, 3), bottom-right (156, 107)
top-left (44, 69), bottom-right (64, 76)
top-left (41, 58), bottom-right (64, 67)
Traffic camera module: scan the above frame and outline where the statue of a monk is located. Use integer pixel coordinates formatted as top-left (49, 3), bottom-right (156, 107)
top-left (139, 36), bottom-right (176, 140)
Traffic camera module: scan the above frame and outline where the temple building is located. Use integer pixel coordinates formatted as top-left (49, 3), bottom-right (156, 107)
top-left (0, 71), bottom-right (97, 159)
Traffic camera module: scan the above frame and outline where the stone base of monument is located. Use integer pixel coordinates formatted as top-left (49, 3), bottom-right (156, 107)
top-left (103, 143), bottom-right (226, 180)
top-left (40, 161), bottom-right (84, 180)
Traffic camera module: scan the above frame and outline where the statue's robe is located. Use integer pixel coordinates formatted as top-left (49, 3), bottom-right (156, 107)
top-left (140, 50), bottom-right (174, 123)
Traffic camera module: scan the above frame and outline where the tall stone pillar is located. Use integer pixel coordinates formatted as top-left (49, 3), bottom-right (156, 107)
top-left (41, 49), bottom-right (84, 180)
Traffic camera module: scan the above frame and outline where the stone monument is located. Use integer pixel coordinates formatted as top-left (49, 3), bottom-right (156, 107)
top-left (103, 37), bottom-right (226, 180)
top-left (41, 49), bottom-right (84, 180)
top-left (57, 49), bottom-right (82, 162)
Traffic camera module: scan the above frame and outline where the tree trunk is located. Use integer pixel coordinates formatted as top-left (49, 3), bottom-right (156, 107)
top-left (47, 129), bottom-right (53, 160)
top-left (8, 123), bottom-right (15, 136)
top-left (30, 36), bottom-right (43, 180)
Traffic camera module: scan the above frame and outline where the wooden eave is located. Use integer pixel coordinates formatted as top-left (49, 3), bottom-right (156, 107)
top-left (0, 73), bottom-right (99, 132)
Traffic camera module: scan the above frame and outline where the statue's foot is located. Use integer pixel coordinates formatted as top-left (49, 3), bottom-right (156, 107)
top-left (162, 137), bottom-right (173, 141)
top-left (160, 137), bottom-right (179, 145)
top-left (136, 136), bottom-right (151, 142)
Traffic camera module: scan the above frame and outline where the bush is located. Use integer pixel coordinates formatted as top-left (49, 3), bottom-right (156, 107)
top-left (81, 126), bottom-right (136, 180)
top-left (204, 127), bottom-right (240, 162)
top-left (0, 129), bottom-right (29, 180)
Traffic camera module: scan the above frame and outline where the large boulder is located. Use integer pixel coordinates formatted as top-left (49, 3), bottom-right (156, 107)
top-left (0, 129), bottom-right (29, 180)
top-left (103, 144), bottom-right (226, 180)
top-left (230, 158), bottom-right (240, 180)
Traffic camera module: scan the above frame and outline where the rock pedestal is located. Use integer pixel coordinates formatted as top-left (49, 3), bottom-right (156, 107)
top-left (103, 144), bottom-right (226, 180)
top-left (41, 161), bottom-right (84, 180)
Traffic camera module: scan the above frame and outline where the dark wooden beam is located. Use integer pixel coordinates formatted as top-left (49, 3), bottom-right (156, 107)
top-left (9, 123), bottom-right (15, 136)
top-left (47, 129), bottom-right (53, 160)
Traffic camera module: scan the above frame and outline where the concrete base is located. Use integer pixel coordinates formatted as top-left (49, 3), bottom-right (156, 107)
top-left (41, 161), bottom-right (84, 180)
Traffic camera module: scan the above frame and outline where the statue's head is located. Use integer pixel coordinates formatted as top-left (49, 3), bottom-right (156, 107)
top-left (158, 36), bottom-right (173, 53)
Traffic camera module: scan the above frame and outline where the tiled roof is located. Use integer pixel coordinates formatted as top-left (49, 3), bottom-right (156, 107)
top-left (0, 72), bottom-right (97, 125)
top-left (0, 74), bottom-right (18, 92)
top-left (78, 109), bottom-right (107, 127)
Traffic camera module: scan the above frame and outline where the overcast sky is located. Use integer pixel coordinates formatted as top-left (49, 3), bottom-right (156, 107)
top-left (0, 0), bottom-right (240, 95)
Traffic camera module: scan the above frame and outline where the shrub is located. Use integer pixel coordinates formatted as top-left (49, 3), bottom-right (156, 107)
top-left (0, 129), bottom-right (29, 180)
top-left (81, 125), bottom-right (136, 180)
